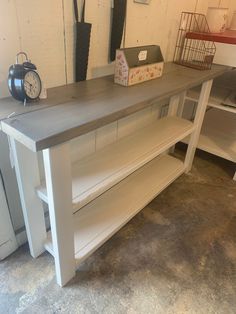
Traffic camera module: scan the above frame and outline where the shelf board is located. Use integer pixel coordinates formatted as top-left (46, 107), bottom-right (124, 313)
top-left (37, 117), bottom-right (194, 211)
top-left (183, 109), bottom-right (236, 162)
top-left (186, 30), bottom-right (236, 45)
top-left (44, 154), bottom-right (185, 265)
top-left (207, 102), bottom-right (236, 114)
top-left (186, 88), bottom-right (236, 114)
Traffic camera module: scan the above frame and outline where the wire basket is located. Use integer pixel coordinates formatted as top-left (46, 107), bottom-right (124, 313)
top-left (174, 12), bottom-right (216, 70)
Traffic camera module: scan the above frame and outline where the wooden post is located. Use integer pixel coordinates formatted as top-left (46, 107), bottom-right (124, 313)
top-left (10, 138), bottom-right (46, 258)
top-left (168, 94), bottom-right (181, 117)
top-left (43, 142), bottom-right (75, 287)
top-left (177, 91), bottom-right (187, 117)
top-left (185, 79), bottom-right (213, 172)
top-left (168, 92), bottom-right (186, 153)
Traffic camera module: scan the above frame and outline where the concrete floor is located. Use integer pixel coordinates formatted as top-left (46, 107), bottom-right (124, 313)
top-left (1, 149), bottom-right (236, 314)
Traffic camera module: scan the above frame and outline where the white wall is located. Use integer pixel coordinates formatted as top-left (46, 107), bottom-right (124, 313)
top-left (1, 0), bottom-right (236, 99)
top-left (197, 0), bottom-right (236, 24)
top-left (2, 0), bottom-right (226, 99)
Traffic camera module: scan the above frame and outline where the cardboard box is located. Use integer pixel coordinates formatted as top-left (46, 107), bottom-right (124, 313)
top-left (114, 45), bottom-right (164, 86)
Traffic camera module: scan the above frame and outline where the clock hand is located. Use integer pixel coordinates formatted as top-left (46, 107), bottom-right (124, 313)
top-left (25, 80), bottom-right (33, 93)
top-left (25, 80), bottom-right (33, 87)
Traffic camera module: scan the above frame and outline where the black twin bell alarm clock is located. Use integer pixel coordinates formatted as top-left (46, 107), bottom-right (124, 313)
top-left (8, 52), bottom-right (42, 103)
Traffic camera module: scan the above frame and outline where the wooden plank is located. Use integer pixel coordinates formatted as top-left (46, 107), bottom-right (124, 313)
top-left (0, 62), bottom-right (175, 122)
top-left (44, 155), bottom-right (185, 266)
top-left (0, 84), bottom-right (82, 122)
top-left (43, 143), bottom-right (75, 287)
top-left (1, 63), bottom-right (229, 152)
top-left (36, 116), bottom-right (194, 211)
top-left (10, 138), bottom-right (46, 258)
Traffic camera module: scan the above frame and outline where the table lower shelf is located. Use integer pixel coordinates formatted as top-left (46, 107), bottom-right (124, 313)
top-left (183, 108), bottom-right (236, 162)
top-left (45, 154), bottom-right (185, 265)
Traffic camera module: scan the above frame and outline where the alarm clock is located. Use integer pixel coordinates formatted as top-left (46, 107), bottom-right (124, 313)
top-left (8, 52), bottom-right (42, 103)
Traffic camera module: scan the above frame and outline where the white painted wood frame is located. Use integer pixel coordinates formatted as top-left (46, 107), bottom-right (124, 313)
top-left (185, 82), bottom-right (236, 181)
top-left (10, 138), bottom-right (46, 258)
top-left (184, 80), bottom-right (213, 172)
top-left (43, 143), bottom-right (75, 287)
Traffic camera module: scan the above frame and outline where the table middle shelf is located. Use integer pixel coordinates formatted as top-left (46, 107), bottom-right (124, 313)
top-left (36, 116), bottom-right (194, 212)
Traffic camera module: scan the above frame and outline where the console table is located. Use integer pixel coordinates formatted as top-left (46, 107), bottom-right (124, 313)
top-left (0, 63), bottom-right (229, 286)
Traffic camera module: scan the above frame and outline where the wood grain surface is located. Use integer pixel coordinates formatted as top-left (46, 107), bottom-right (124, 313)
top-left (0, 63), bottom-right (230, 152)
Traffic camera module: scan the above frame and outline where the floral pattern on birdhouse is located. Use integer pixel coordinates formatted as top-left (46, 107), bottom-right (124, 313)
top-left (114, 46), bottom-right (164, 86)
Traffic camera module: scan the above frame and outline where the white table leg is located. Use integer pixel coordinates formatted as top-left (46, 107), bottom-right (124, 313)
top-left (10, 138), bottom-right (46, 258)
top-left (185, 79), bottom-right (213, 172)
top-left (43, 142), bottom-right (75, 287)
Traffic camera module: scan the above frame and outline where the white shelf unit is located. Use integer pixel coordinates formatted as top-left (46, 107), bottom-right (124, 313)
top-left (36, 116), bottom-right (194, 212)
top-left (7, 77), bottom-right (214, 287)
top-left (2, 62), bottom-right (223, 286)
top-left (45, 155), bottom-right (185, 265)
top-left (38, 116), bottom-right (194, 266)
top-left (185, 85), bottom-right (236, 179)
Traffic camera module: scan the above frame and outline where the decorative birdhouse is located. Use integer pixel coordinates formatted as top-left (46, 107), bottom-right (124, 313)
top-left (114, 45), bottom-right (164, 86)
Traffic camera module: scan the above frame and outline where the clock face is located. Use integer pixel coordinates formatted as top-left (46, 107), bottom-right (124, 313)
top-left (23, 71), bottom-right (41, 100)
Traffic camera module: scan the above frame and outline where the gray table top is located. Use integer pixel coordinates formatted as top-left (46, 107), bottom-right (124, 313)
top-left (0, 62), bottom-right (230, 152)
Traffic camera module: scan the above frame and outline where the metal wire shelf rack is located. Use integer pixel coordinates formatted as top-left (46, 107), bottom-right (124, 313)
top-left (174, 12), bottom-right (216, 70)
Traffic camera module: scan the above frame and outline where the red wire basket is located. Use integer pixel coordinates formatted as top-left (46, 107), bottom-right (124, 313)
top-left (174, 12), bottom-right (216, 70)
